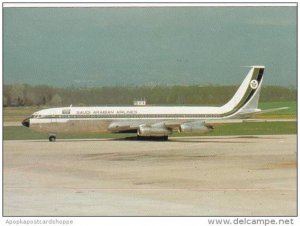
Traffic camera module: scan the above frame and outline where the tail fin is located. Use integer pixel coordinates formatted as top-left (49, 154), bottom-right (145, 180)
top-left (221, 66), bottom-right (265, 118)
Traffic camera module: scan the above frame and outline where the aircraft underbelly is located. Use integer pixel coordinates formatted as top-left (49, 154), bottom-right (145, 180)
top-left (30, 119), bottom-right (113, 133)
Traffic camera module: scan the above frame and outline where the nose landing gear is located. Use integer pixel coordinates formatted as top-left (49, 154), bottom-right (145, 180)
top-left (48, 134), bottom-right (56, 142)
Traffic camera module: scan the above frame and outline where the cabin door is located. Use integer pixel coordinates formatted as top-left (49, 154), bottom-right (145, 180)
top-left (51, 114), bottom-right (58, 123)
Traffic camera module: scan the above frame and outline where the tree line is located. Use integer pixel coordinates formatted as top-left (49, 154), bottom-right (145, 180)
top-left (3, 83), bottom-right (296, 107)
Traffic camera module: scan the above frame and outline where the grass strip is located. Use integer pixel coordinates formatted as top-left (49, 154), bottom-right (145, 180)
top-left (3, 121), bottom-right (296, 140)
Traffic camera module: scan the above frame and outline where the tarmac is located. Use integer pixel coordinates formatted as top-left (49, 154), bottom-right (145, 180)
top-left (3, 135), bottom-right (297, 216)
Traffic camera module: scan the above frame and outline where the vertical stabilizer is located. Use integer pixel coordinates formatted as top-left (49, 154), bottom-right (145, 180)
top-left (220, 66), bottom-right (265, 117)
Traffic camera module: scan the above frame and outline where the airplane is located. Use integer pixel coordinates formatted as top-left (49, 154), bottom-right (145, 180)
top-left (21, 66), bottom-right (286, 142)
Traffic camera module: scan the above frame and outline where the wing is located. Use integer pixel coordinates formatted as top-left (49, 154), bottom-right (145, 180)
top-left (108, 120), bottom-right (213, 136)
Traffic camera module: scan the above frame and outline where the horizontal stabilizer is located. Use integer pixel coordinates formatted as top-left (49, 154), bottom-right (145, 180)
top-left (234, 107), bottom-right (289, 118)
top-left (254, 107), bottom-right (289, 115)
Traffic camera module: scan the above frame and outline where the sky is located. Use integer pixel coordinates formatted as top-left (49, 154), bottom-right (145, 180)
top-left (3, 6), bottom-right (297, 87)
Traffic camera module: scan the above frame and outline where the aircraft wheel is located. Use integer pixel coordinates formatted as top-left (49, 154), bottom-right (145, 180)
top-left (137, 135), bottom-right (143, 140)
top-left (163, 136), bottom-right (168, 141)
top-left (49, 135), bottom-right (56, 142)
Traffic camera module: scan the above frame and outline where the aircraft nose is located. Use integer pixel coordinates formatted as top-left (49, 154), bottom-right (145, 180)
top-left (22, 117), bottom-right (30, 127)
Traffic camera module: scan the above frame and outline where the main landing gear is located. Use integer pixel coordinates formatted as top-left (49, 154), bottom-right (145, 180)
top-left (48, 134), bottom-right (56, 142)
top-left (137, 135), bottom-right (168, 141)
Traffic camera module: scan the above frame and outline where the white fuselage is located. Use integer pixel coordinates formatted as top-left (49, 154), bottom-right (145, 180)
top-left (22, 66), bottom-right (265, 135)
top-left (27, 105), bottom-right (247, 134)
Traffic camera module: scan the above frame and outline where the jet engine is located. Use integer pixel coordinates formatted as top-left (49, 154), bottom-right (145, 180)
top-left (138, 125), bottom-right (171, 137)
top-left (180, 121), bottom-right (213, 133)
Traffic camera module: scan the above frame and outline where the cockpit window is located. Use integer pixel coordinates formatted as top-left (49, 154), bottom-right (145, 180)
top-left (30, 114), bottom-right (41, 118)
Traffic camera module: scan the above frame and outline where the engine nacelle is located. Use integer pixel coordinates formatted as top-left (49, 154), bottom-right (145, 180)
top-left (138, 125), bottom-right (171, 137)
top-left (180, 121), bottom-right (213, 133)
